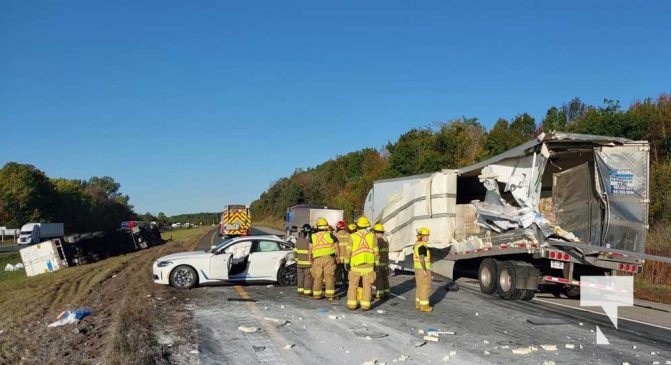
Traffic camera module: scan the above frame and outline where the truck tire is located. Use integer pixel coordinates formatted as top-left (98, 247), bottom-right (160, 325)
top-left (170, 265), bottom-right (198, 289)
top-left (478, 258), bottom-right (498, 295)
top-left (497, 261), bottom-right (518, 300)
top-left (562, 285), bottom-right (581, 299)
top-left (519, 289), bottom-right (536, 301)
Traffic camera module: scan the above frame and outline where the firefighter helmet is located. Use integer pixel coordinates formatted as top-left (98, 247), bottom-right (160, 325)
top-left (416, 227), bottom-right (430, 236)
top-left (315, 217), bottom-right (329, 229)
top-left (373, 223), bottom-right (385, 233)
top-left (348, 223), bottom-right (357, 232)
top-left (356, 216), bottom-right (371, 228)
top-left (336, 220), bottom-right (346, 230)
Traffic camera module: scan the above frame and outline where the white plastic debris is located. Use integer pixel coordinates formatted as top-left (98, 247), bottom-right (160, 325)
top-left (238, 326), bottom-right (260, 333)
top-left (418, 329), bottom-right (424, 335)
top-left (579, 322), bottom-right (584, 326)
top-left (361, 360), bottom-right (377, 365)
top-left (112, 274), bottom-right (117, 278)
top-left (543, 361), bottom-right (556, 365)
top-left (398, 355), bottom-right (409, 362)
top-left (281, 305), bottom-right (285, 308)
top-left (449, 351), bottom-right (456, 356)
top-left (512, 346), bottom-right (539, 355)
top-left (632, 346), bottom-right (637, 349)
top-left (540, 345), bottom-right (558, 351)
top-left (377, 310), bottom-right (386, 314)
top-left (565, 344), bottom-right (575, 349)
top-left (653, 362), bottom-right (660, 365)
top-left (190, 350), bottom-right (199, 354)
top-left (484, 351), bottom-right (490, 355)
top-left (423, 336), bottom-right (439, 342)
top-left (475, 312), bottom-right (479, 316)
top-left (483, 340), bottom-right (489, 344)
top-left (284, 344), bottom-right (295, 349)
top-left (622, 362), bottom-right (630, 365)
top-left (442, 355), bottom-right (450, 362)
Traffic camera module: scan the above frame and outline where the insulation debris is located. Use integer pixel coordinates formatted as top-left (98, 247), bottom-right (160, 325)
top-left (512, 346), bottom-right (539, 355)
top-left (238, 326), bottom-right (260, 333)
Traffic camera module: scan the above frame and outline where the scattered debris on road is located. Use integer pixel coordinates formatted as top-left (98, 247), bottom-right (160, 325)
top-left (512, 346), bottom-right (539, 355)
top-left (540, 344), bottom-right (558, 351)
top-left (47, 307), bottom-right (92, 328)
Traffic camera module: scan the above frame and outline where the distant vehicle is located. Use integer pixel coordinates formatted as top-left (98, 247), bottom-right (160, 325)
top-left (285, 204), bottom-right (344, 232)
top-left (219, 204), bottom-right (251, 238)
top-left (152, 235), bottom-right (296, 289)
top-left (17, 223), bottom-right (65, 245)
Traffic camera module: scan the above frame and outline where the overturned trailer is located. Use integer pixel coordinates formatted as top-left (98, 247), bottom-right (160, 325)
top-left (364, 132), bottom-right (660, 300)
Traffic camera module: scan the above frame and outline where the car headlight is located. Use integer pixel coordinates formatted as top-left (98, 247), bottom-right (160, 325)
top-left (157, 261), bottom-right (173, 267)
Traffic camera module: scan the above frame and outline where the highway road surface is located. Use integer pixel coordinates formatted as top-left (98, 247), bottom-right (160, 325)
top-left (184, 227), bottom-right (671, 364)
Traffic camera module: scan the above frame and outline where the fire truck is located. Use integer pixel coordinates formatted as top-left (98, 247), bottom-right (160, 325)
top-left (219, 204), bottom-right (251, 238)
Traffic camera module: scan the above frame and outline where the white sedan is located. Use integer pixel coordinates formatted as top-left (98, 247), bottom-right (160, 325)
top-left (153, 235), bottom-right (297, 289)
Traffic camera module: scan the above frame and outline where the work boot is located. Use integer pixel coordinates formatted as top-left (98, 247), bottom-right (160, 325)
top-left (361, 307), bottom-right (370, 312)
top-left (419, 305), bottom-right (433, 313)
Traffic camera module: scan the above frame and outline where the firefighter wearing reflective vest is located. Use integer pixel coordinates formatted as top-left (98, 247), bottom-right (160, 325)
top-left (334, 220), bottom-right (352, 288)
top-left (372, 223), bottom-right (390, 300)
top-left (414, 227), bottom-right (433, 312)
top-left (344, 216), bottom-right (379, 311)
top-left (294, 224), bottom-right (313, 296)
top-left (308, 217), bottom-right (340, 300)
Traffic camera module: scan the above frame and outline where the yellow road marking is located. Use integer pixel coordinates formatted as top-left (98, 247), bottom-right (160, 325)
top-left (233, 285), bottom-right (302, 363)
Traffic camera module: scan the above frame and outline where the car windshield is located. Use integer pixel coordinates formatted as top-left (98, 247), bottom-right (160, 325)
top-left (211, 238), bottom-right (236, 252)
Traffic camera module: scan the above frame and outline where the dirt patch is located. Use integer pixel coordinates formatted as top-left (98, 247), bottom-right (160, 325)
top-left (0, 239), bottom-right (200, 365)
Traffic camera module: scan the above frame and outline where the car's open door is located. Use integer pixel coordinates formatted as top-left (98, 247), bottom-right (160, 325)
top-left (209, 253), bottom-right (232, 280)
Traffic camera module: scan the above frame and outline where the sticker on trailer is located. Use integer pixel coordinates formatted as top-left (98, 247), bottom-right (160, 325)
top-left (550, 260), bottom-right (565, 270)
top-left (608, 169), bottom-right (634, 195)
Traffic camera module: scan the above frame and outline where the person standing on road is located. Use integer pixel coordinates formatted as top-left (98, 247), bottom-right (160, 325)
top-left (414, 227), bottom-right (433, 312)
top-left (347, 223), bottom-right (357, 234)
top-left (334, 220), bottom-right (352, 289)
top-left (372, 223), bottom-right (390, 300)
top-left (308, 217), bottom-right (340, 300)
top-left (294, 224), bottom-right (313, 297)
top-left (344, 216), bottom-right (379, 311)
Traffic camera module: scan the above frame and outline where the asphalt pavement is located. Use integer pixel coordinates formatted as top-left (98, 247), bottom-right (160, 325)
top-left (185, 227), bottom-right (671, 364)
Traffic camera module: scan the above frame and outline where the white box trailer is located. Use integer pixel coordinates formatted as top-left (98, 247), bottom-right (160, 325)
top-left (287, 205), bottom-right (344, 230)
top-left (19, 239), bottom-right (69, 277)
top-left (364, 132), bottom-right (669, 300)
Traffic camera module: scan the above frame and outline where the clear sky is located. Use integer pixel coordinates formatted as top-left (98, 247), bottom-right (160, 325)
top-left (1, 1), bottom-right (670, 216)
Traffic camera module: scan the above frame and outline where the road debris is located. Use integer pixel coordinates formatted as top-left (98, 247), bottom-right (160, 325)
top-left (540, 344), bottom-right (558, 351)
top-left (48, 307), bottom-right (92, 327)
top-left (423, 335), bottom-right (439, 342)
top-left (543, 361), bottom-right (556, 365)
top-left (252, 345), bottom-right (266, 352)
top-left (352, 328), bottom-right (388, 338)
top-left (512, 346), bottom-right (539, 355)
top-left (238, 326), bottom-right (260, 333)
top-left (361, 359), bottom-right (378, 365)
top-left (283, 344), bottom-right (295, 349)
top-left (414, 341), bottom-right (427, 347)
top-left (328, 315), bottom-right (344, 320)
top-left (263, 317), bottom-right (289, 328)
top-left (397, 355), bottom-right (410, 362)
top-left (376, 310), bottom-right (386, 314)
top-left (565, 344), bottom-right (575, 349)
top-left (4, 263), bottom-right (24, 271)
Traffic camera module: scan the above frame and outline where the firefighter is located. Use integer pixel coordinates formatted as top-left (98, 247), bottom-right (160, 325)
top-left (347, 223), bottom-right (357, 234)
top-left (294, 224), bottom-right (313, 297)
top-left (308, 217), bottom-right (340, 300)
top-left (344, 216), bottom-right (379, 311)
top-left (414, 227), bottom-right (433, 312)
top-left (334, 220), bottom-right (351, 289)
top-left (372, 223), bottom-right (390, 300)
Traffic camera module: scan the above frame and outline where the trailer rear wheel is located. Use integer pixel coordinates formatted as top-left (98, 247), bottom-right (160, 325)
top-left (519, 289), bottom-right (536, 301)
top-left (478, 258), bottom-right (498, 295)
top-left (497, 261), bottom-right (518, 300)
top-left (562, 285), bottom-right (581, 299)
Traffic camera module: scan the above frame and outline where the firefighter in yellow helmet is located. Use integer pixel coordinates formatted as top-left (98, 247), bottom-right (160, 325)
top-left (372, 223), bottom-right (390, 300)
top-left (334, 220), bottom-right (352, 288)
top-left (414, 227), bottom-right (433, 312)
top-left (308, 217), bottom-right (340, 300)
top-left (293, 224), bottom-right (313, 297)
top-left (344, 216), bottom-right (379, 311)
top-left (347, 223), bottom-right (357, 234)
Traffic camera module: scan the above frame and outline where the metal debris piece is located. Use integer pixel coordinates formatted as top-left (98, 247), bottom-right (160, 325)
top-left (423, 336), bottom-right (439, 342)
top-left (414, 341), bottom-right (427, 348)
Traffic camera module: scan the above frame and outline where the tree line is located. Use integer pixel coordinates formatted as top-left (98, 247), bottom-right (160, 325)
top-left (251, 94), bottom-right (671, 225)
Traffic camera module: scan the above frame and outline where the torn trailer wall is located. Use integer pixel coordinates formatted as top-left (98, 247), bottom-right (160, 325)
top-left (364, 132), bottom-right (650, 261)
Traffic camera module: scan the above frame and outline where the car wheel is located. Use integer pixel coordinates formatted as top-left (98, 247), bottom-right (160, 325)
top-left (170, 265), bottom-right (198, 289)
top-left (278, 264), bottom-right (297, 286)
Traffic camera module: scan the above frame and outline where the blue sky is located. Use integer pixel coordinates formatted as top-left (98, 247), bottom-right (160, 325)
top-left (1, 1), bottom-right (670, 216)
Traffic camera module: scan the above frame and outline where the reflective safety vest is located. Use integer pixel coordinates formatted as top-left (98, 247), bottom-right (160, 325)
top-left (377, 237), bottom-right (389, 267)
top-left (293, 236), bottom-right (311, 268)
top-left (311, 231), bottom-right (336, 258)
top-left (413, 241), bottom-right (431, 270)
top-left (335, 230), bottom-right (352, 259)
top-left (348, 230), bottom-right (376, 267)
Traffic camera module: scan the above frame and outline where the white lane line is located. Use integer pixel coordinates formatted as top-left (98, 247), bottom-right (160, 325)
top-left (458, 280), bottom-right (671, 331)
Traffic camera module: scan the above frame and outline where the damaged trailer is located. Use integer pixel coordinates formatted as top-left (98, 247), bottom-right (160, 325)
top-left (364, 132), bottom-right (663, 300)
